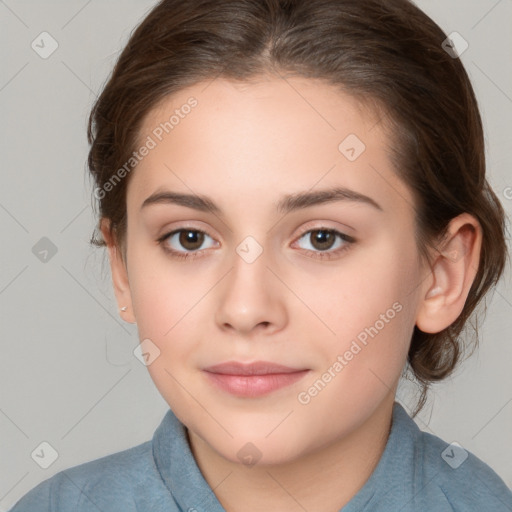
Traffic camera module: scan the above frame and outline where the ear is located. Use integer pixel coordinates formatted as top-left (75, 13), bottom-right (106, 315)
top-left (415, 213), bottom-right (482, 334)
top-left (100, 218), bottom-right (136, 324)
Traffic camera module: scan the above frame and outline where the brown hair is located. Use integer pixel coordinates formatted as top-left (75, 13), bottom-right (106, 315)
top-left (87, 0), bottom-right (509, 416)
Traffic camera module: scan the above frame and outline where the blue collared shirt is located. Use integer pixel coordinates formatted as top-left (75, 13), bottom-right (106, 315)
top-left (9, 402), bottom-right (512, 511)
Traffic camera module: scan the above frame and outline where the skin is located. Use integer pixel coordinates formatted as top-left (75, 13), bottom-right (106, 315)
top-left (102, 74), bottom-right (482, 512)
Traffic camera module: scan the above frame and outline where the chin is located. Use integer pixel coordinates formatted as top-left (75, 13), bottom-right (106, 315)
top-left (204, 428), bottom-right (311, 468)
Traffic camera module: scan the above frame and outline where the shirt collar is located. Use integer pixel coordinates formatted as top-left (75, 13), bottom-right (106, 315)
top-left (341, 401), bottom-right (420, 510)
top-left (152, 407), bottom-right (225, 512)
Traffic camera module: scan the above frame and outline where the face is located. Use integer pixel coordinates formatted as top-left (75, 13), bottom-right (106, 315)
top-left (116, 75), bottom-right (428, 465)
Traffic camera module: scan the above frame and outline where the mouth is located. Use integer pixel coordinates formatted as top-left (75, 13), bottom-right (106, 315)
top-left (202, 361), bottom-right (310, 397)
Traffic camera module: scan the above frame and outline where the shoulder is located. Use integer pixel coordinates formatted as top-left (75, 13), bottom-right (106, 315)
top-left (9, 440), bottom-right (165, 512)
top-left (372, 403), bottom-right (512, 511)
top-left (415, 428), bottom-right (512, 511)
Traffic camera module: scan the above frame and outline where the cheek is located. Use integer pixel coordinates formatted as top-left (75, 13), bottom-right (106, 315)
top-left (134, 294), bottom-right (205, 420)
top-left (126, 257), bottom-right (210, 412)
top-left (127, 245), bottom-right (209, 339)
top-left (295, 295), bottom-right (416, 436)
top-left (309, 247), bottom-right (421, 410)
top-left (308, 242), bottom-right (419, 353)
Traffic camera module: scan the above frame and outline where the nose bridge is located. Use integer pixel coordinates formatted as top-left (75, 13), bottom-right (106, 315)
top-left (214, 234), bottom-right (286, 334)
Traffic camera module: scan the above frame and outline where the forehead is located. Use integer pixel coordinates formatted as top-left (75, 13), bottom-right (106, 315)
top-left (129, 75), bottom-right (413, 218)
top-left (141, 74), bottom-right (380, 145)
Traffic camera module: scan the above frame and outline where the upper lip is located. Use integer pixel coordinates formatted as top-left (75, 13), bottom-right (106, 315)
top-left (203, 361), bottom-right (307, 375)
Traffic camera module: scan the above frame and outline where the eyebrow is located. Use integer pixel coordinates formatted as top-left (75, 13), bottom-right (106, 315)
top-left (140, 186), bottom-right (383, 214)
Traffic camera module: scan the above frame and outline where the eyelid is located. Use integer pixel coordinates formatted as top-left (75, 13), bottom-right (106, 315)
top-left (157, 221), bottom-right (353, 243)
top-left (293, 220), bottom-right (355, 238)
top-left (158, 221), bottom-right (356, 260)
top-left (157, 221), bottom-right (215, 240)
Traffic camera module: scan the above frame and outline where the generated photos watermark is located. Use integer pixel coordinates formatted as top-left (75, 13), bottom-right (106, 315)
top-left (297, 301), bottom-right (403, 405)
top-left (94, 96), bottom-right (198, 200)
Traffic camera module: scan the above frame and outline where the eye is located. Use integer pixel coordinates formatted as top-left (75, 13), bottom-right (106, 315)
top-left (292, 228), bottom-right (355, 260)
top-left (157, 226), bottom-right (355, 261)
top-left (157, 228), bottom-right (217, 259)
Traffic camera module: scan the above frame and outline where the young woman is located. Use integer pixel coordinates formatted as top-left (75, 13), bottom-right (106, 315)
top-left (10, 0), bottom-right (512, 510)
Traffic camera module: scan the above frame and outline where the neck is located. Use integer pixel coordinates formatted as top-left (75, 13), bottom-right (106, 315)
top-left (187, 394), bottom-right (396, 512)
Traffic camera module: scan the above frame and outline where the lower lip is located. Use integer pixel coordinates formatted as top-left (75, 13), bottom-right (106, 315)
top-left (204, 370), bottom-right (310, 397)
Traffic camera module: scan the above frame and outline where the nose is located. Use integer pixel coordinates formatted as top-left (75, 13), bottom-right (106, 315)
top-left (214, 246), bottom-right (287, 337)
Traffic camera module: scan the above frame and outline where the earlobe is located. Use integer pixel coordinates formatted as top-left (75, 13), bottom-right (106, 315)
top-left (415, 213), bottom-right (482, 334)
top-left (100, 219), bottom-right (136, 324)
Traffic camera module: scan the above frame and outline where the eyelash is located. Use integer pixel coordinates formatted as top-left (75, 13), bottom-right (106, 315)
top-left (157, 227), bottom-right (356, 261)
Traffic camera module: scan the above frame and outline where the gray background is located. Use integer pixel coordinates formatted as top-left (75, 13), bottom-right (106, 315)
top-left (1, 0), bottom-right (511, 509)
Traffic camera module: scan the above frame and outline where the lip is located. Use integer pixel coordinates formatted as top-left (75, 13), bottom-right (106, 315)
top-left (203, 361), bottom-right (310, 397)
